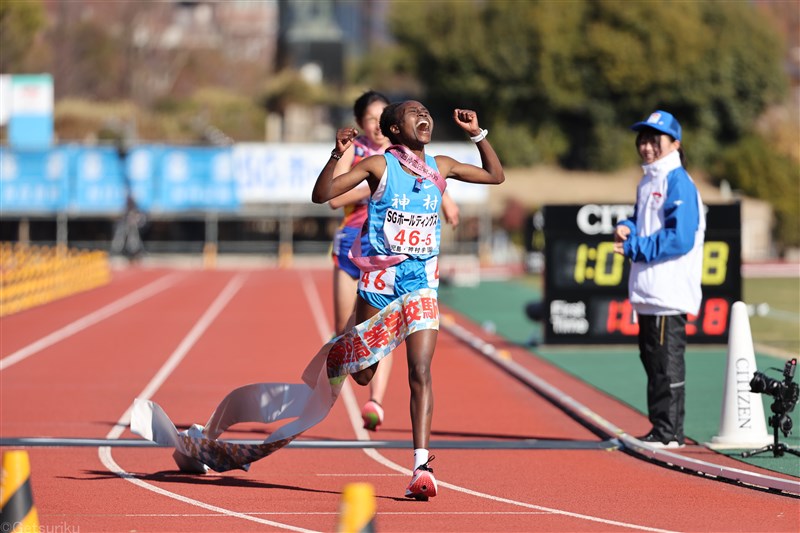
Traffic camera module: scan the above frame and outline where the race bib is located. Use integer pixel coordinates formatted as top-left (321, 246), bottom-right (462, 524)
top-left (358, 267), bottom-right (396, 295)
top-left (384, 208), bottom-right (438, 256)
top-left (425, 256), bottom-right (440, 288)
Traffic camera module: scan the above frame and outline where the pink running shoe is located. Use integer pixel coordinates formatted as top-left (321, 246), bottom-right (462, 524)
top-left (361, 399), bottom-right (384, 431)
top-left (405, 456), bottom-right (437, 500)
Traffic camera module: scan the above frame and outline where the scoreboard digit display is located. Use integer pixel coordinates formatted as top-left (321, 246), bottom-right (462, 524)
top-left (543, 203), bottom-right (741, 344)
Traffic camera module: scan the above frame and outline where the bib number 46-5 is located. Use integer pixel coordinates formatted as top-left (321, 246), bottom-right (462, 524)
top-left (384, 209), bottom-right (438, 255)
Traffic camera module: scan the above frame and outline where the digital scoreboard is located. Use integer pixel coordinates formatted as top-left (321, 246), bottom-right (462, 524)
top-left (543, 203), bottom-right (741, 344)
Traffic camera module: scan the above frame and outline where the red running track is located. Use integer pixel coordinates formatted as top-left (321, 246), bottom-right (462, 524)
top-left (1, 267), bottom-right (798, 532)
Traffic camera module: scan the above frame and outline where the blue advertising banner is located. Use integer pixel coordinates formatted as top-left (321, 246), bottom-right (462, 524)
top-left (0, 147), bottom-right (68, 213)
top-left (156, 147), bottom-right (237, 211)
top-left (125, 146), bottom-right (161, 211)
top-left (0, 141), bottom-right (498, 215)
top-left (71, 146), bottom-right (127, 213)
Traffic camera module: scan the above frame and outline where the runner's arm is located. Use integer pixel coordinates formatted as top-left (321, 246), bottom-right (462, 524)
top-left (441, 192), bottom-right (460, 227)
top-left (313, 128), bottom-right (384, 203)
top-left (329, 182), bottom-right (371, 209)
top-left (439, 109), bottom-right (504, 185)
top-left (313, 127), bottom-right (358, 203)
top-left (437, 152), bottom-right (505, 185)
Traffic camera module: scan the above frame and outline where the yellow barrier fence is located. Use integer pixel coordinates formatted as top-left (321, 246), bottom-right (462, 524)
top-left (0, 243), bottom-right (111, 317)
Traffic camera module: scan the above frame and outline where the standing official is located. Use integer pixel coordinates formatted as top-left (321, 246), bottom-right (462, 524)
top-left (614, 110), bottom-right (705, 449)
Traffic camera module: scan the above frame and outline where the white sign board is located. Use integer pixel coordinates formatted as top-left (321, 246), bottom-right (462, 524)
top-left (232, 142), bottom-right (489, 204)
top-left (0, 74), bottom-right (11, 126)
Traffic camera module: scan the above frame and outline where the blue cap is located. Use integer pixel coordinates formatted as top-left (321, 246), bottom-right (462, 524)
top-left (630, 110), bottom-right (681, 141)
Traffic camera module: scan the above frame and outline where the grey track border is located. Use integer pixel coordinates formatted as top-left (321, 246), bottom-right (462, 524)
top-left (440, 319), bottom-right (800, 497)
top-left (0, 437), bottom-right (617, 450)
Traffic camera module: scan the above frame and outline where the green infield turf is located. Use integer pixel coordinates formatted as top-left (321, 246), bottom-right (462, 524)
top-left (439, 276), bottom-right (800, 478)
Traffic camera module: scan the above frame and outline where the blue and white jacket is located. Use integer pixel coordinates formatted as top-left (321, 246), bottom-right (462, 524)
top-left (619, 150), bottom-right (705, 316)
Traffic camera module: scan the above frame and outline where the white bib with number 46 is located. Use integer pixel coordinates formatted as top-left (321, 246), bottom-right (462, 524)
top-left (383, 208), bottom-right (438, 256)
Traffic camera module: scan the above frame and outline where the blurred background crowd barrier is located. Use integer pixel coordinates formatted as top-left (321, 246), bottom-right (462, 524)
top-left (0, 242), bottom-right (110, 316)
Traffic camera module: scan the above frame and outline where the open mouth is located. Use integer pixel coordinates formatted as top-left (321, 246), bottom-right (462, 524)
top-left (416, 119), bottom-right (430, 135)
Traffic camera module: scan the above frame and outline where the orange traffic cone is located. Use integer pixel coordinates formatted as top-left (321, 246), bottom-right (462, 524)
top-left (1, 450), bottom-right (39, 532)
top-left (337, 482), bottom-right (376, 532)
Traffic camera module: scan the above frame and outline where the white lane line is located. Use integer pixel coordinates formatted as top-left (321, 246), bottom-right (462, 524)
top-left (105, 273), bottom-right (246, 438)
top-left (97, 273), bottom-right (319, 533)
top-left (299, 271), bottom-right (681, 533)
top-left (97, 451), bottom-right (317, 533)
top-left (316, 473), bottom-right (404, 477)
top-left (98, 446), bottom-right (313, 533)
top-left (48, 511), bottom-right (549, 518)
top-left (1, 273), bottom-right (182, 371)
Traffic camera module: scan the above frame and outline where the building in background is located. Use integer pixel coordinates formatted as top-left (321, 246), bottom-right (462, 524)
top-left (35, 0), bottom-right (388, 142)
top-left (41, 0), bottom-right (279, 105)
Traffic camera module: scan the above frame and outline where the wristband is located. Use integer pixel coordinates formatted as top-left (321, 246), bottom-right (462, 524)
top-left (330, 149), bottom-right (343, 160)
top-left (470, 129), bottom-right (488, 143)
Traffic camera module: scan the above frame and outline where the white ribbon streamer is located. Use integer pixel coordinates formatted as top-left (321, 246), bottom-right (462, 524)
top-left (131, 288), bottom-right (439, 473)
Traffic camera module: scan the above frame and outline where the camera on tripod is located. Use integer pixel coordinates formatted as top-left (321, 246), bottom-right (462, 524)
top-left (749, 358), bottom-right (799, 437)
top-left (741, 358), bottom-right (799, 458)
top-left (750, 359), bottom-right (800, 437)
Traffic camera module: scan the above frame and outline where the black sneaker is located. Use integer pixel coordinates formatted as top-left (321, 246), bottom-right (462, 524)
top-left (639, 432), bottom-right (685, 449)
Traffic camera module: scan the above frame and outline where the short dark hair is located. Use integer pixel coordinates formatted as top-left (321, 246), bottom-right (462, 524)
top-left (353, 90), bottom-right (390, 121)
top-left (379, 102), bottom-right (404, 144)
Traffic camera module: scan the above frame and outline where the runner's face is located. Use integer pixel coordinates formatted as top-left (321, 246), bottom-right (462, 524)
top-left (396, 101), bottom-right (433, 145)
top-left (636, 130), bottom-right (680, 164)
top-left (357, 100), bottom-right (388, 147)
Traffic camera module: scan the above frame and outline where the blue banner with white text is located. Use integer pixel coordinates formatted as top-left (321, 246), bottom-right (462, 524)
top-left (156, 147), bottom-right (238, 211)
top-left (0, 147), bottom-right (69, 212)
top-left (0, 142), bottom-right (484, 217)
top-left (71, 146), bottom-right (127, 212)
